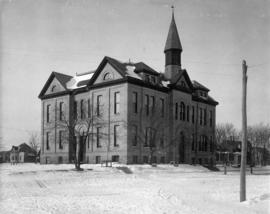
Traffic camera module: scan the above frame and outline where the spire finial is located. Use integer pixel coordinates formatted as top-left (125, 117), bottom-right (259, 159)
top-left (171, 5), bottom-right (174, 17)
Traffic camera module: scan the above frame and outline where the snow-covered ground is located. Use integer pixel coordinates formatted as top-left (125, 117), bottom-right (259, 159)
top-left (0, 163), bottom-right (269, 214)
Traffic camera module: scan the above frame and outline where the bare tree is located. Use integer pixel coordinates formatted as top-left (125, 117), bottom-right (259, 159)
top-left (28, 131), bottom-right (40, 154)
top-left (246, 123), bottom-right (270, 166)
top-left (216, 123), bottom-right (238, 146)
top-left (55, 99), bottom-right (107, 170)
top-left (134, 100), bottom-right (179, 165)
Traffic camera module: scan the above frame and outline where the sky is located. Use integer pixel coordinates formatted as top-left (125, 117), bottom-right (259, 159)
top-left (0, 0), bottom-right (269, 150)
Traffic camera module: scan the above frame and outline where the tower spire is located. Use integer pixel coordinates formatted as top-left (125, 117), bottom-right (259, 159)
top-left (164, 7), bottom-right (183, 80)
top-left (164, 6), bottom-right (182, 52)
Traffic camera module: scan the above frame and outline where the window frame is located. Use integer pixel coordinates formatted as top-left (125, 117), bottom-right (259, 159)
top-left (132, 92), bottom-right (138, 114)
top-left (114, 92), bottom-right (120, 114)
top-left (114, 125), bottom-right (120, 147)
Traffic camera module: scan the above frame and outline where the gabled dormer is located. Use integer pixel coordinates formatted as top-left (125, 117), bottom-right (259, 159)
top-left (133, 62), bottom-right (160, 85)
top-left (38, 72), bottom-right (72, 99)
top-left (168, 69), bottom-right (194, 93)
top-left (192, 80), bottom-right (210, 98)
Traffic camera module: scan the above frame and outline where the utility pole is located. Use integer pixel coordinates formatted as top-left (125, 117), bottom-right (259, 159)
top-left (240, 60), bottom-right (248, 202)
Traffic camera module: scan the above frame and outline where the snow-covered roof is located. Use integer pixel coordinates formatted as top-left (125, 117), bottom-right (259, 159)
top-left (66, 71), bottom-right (94, 89)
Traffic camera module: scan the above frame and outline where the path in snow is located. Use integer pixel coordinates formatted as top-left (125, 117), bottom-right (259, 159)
top-left (0, 163), bottom-right (269, 214)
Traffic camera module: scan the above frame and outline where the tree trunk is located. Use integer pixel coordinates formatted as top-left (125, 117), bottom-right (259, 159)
top-left (76, 137), bottom-right (81, 170)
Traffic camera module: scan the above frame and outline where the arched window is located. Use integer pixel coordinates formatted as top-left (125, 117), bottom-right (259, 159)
top-left (180, 102), bottom-right (185, 121)
top-left (51, 85), bottom-right (56, 92)
top-left (103, 72), bottom-right (112, 80)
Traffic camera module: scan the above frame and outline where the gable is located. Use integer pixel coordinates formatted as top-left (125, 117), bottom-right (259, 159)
top-left (93, 62), bottom-right (123, 85)
top-left (175, 75), bottom-right (192, 91)
top-left (44, 77), bottom-right (66, 95)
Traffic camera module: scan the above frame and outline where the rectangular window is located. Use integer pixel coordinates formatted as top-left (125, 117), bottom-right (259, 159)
top-left (133, 156), bottom-right (138, 164)
top-left (80, 100), bottom-right (85, 119)
top-left (46, 132), bottom-right (50, 150)
top-left (209, 110), bottom-right (213, 127)
top-left (175, 103), bottom-right (178, 120)
top-left (59, 131), bottom-right (63, 149)
top-left (114, 125), bottom-right (120, 147)
top-left (210, 136), bottom-right (213, 152)
top-left (150, 96), bottom-right (155, 113)
top-left (143, 156), bottom-right (148, 164)
top-left (199, 108), bottom-right (203, 125)
top-left (187, 105), bottom-right (190, 122)
top-left (59, 102), bottom-right (64, 121)
top-left (58, 156), bottom-right (63, 164)
top-left (87, 135), bottom-right (90, 149)
top-left (160, 98), bottom-right (165, 117)
top-left (144, 128), bottom-right (150, 147)
top-left (96, 156), bottom-right (101, 164)
top-left (114, 92), bottom-right (120, 114)
top-left (204, 136), bottom-right (208, 152)
top-left (204, 109), bottom-right (207, 126)
top-left (192, 106), bottom-right (195, 124)
top-left (160, 156), bottom-right (165, 164)
top-left (145, 95), bottom-right (149, 115)
top-left (160, 135), bottom-right (164, 148)
top-left (132, 125), bottom-right (137, 146)
top-left (74, 101), bottom-right (77, 119)
top-left (96, 127), bottom-right (101, 148)
top-left (191, 134), bottom-right (195, 151)
top-left (88, 99), bottom-right (91, 118)
top-left (112, 155), bottom-right (119, 162)
top-left (46, 104), bottom-right (50, 123)
top-left (133, 92), bottom-right (138, 113)
top-left (97, 95), bottom-right (102, 116)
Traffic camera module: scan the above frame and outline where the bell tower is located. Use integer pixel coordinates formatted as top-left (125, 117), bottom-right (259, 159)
top-left (164, 6), bottom-right (183, 81)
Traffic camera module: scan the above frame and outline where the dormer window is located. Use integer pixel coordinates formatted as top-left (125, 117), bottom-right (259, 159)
top-left (151, 76), bottom-right (156, 84)
top-left (103, 72), bottom-right (113, 81)
top-left (198, 90), bottom-right (207, 97)
top-left (145, 75), bottom-right (150, 83)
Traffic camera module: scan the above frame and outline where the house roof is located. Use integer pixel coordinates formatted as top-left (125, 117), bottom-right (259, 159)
top-left (164, 12), bottom-right (182, 52)
top-left (38, 56), bottom-right (218, 106)
top-left (192, 80), bottom-right (210, 92)
top-left (133, 62), bottom-right (160, 76)
top-left (53, 72), bottom-right (73, 89)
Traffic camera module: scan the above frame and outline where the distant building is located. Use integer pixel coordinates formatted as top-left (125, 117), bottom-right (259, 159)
top-left (10, 143), bottom-right (37, 163)
top-left (38, 11), bottom-right (218, 165)
top-left (216, 140), bottom-right (252, 166)
top-left (0, 151), bottom-right (10, 163)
